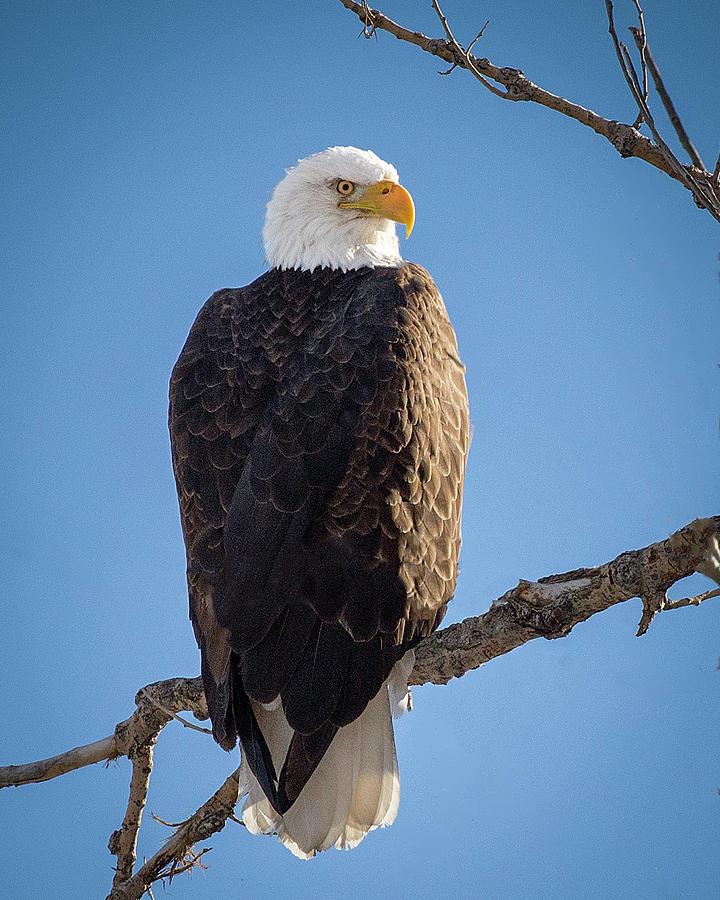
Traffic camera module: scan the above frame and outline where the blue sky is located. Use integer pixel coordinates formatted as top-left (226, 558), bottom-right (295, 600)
top-left (2, 1), bottom-right (719, 897)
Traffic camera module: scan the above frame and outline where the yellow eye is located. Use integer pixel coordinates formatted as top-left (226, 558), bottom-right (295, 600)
top-left (336, 180), bottom-right (355, 196)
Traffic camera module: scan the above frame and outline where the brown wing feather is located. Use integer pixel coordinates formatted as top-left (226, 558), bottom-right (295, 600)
top-left (169, 263), bottom-right (469, 809)
top-left (325, 264), bottom-right (469, 646)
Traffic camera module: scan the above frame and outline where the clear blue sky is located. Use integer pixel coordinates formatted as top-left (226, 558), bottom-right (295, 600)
top-left (2, 1), bottom-right (719, 897)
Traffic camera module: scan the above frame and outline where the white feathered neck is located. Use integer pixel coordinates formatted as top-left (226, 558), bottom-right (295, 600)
top-left (263, 146), bottom-right (404, 272)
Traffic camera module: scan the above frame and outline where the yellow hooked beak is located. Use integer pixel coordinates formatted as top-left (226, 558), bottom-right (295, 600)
top-left (338, 180), bottom-right (415, 238)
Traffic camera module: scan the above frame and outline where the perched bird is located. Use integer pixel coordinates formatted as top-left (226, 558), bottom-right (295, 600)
top-left (169, 146), bottom-right (469, 857)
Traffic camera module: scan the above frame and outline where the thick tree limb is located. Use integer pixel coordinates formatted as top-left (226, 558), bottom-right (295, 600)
top-left (2, 515), bottom-right (718, 897)
top-left (338, 0), bottom-right (720, 223)
top-left (412, 515), bottom-right (720, 684)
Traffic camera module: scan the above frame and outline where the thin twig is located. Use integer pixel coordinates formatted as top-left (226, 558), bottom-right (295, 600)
top-left (431, 0), bottom-right (510, 99)
top-left (665, 586), bottom-right (720, 610)
top-left (168, 712), bottom-right (212, 735)
top-left (629, 27), bottom-right (705, 169)
top-left (605, 1), bottom-right (654, 128)
top-left (620, 41), bottom-right (645, 117)
top-left (158, 847), bottom-right (211, 883)
top-left (466, 20), bottom-right (490, 55)
top-left (630, 0), bottom-right (649, 125)
top-left (359, 0), bottom-right (377, 39)
top-left (431, 0), bottom-right (456, 43)
top-left (152, 813), bottom-right (189, 828)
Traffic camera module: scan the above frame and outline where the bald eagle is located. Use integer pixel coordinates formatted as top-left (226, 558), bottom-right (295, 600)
top-left (169, 147), bottom-right (469, 857)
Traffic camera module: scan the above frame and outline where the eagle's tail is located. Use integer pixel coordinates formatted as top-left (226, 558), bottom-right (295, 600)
top-left (240, 651), bottom-right (414, 859)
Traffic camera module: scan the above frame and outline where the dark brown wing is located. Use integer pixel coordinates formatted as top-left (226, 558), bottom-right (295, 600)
top-left (169, 283), bottom-right (271, 754)
top-left (325, 264), bottom-right (469, 645)
top-left (169, 264), bottom-right (469, 813)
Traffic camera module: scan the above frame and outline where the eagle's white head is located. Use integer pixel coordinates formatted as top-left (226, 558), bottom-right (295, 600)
top-left (263, 146), bottom-right (415, 273)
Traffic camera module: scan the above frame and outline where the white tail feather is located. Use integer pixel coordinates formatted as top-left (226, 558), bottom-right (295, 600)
top-left (240, 656), bottom-right (413, 858)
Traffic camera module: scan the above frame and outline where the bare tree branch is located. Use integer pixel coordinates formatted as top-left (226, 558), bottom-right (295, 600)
top-left (412, 516), bottom-right (720, 683)
top-left (430, 1), bottom-right (507, 98)
top-left (3, 518), bottom-right (718, 784)
top-left (0, 734), bottom-right (119, 788)
top-left (603, 1), bottom-right (719, 217)
top-left (664, 585), bottom-right (720, 610)
top-left (338, 0), bottom-right (720, 223)
top-left (0, 676), bottom-right (208, 790)
top-left (105, 767), bottom-right (245, 900)
top-left (628, 27), bottom-right (704, 170)
top-left (628, 0), bottom-right (649, 126)
top-left (109, 739), bottom-right (155, 888)
top-left (2, 516), bottom-right (718, 895)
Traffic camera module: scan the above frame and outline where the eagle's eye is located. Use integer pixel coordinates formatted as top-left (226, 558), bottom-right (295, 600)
top-left (335, 180), bottom-right (355, 196)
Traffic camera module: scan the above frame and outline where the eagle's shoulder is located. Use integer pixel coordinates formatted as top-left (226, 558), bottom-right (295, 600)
top-left (368, 261), bottom-right (439, 293)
